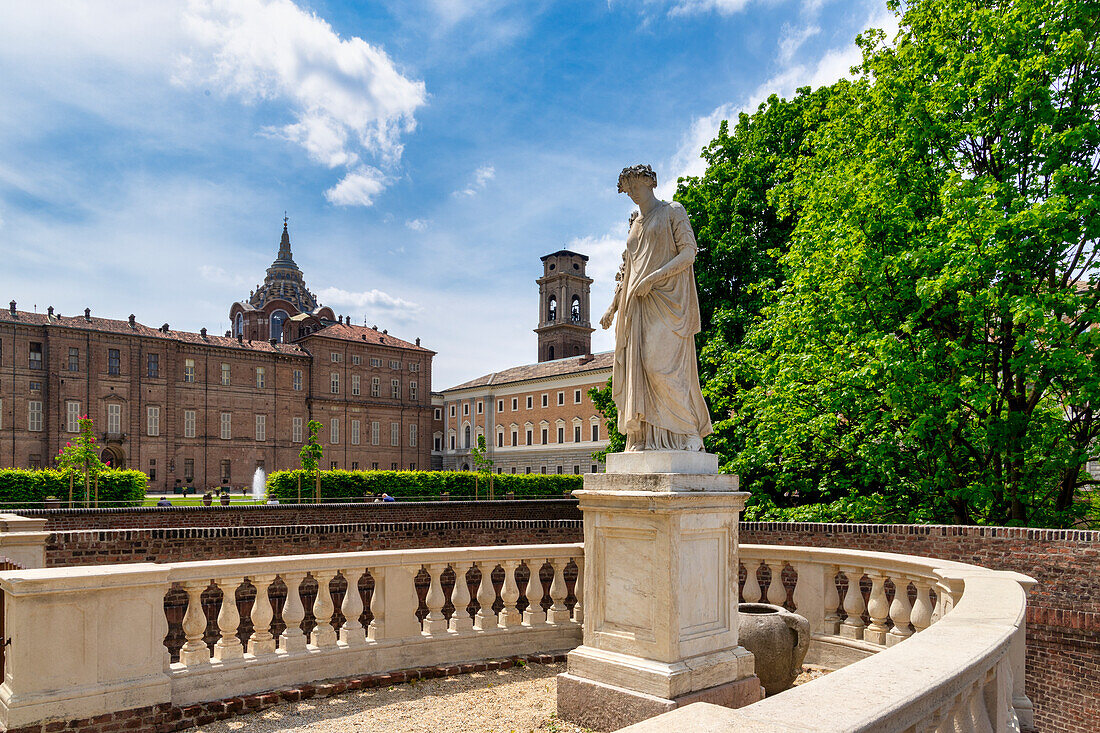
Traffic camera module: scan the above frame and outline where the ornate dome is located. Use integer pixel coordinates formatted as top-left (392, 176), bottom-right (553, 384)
top-left (248, 218), bottom-right (319, 314)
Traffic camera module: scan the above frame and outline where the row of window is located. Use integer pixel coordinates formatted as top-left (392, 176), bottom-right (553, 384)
top-left (329, 374), bottom-right (418, 400)
top-left (331, 352), bottom-right (420, 372)
top-left (443, 421), bottom-right (600, 451)
top-left (443, 389), bottom-right (586, 420)
top-left (15, 400), bottom-right (418, 447)
top-left (499, 464), bottom-right (598, 475)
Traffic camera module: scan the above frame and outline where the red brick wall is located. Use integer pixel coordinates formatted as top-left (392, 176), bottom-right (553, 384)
top-left (741, 522), bottom-right (1100, 733)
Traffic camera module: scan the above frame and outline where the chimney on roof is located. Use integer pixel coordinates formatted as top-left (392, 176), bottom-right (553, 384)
top-left (200, 327), bottom-right (207, 339)
top-left (237, 333), bottom-right (243, 344)
top-left (361, 334), bottom-right (367, 340)
top-left (415, 337), bottom-right (420, 346)
top-left (225, 330), bottom-right (231, 337)
top-left (161, 323), bottom-right (169, 333)
top-left (9, 300), bottom-right (15, 316)
top-left (47, 306), bottom-right (54, 317)
top-left (84, 308), bottom-right (91, 321)
top-left (269, 338), bottom-right (277, 345)
top-left (382, 329), bottom-right (388, 334)
top-left (128, 314), bottom-right (136, 328)
top-left (338, 315), bottom-right (343, 324)
top-left (372, 325), bottom-right (378, 330)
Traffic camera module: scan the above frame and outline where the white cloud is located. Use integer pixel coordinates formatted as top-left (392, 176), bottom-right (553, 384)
top-left (668, 0), bottom-right (753, 16)
top-left (453, 165), bottom-right (496, 196)
top-left (177, 0), bottom-right (427, 199)
top-left (324, 167), bottom-right (388, 207)
top-left (405, 218), bottom-right (431, 231)
top-left (316, 286), bottom-right (421, 314)
top-left (778, 23), bottom-right (821, 64)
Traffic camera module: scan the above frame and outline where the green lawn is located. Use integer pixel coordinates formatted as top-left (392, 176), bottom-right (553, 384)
top-left (141, 496), bottom-right (267, 507)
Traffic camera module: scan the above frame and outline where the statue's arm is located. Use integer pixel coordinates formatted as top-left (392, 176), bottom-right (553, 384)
top-left (600, 251), bottom-right (627, 329)
top-left (637, 204), bottom-right (697, 294)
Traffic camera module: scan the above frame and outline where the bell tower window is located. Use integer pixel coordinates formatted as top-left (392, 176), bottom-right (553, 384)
top-left (548, 296), bottom-right (557, 322)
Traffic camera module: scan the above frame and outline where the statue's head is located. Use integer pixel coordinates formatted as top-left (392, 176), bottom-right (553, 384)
top-left (617, 164), bottom-right (657, 194)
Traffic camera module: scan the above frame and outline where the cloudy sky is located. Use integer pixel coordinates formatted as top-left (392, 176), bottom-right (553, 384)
top-left (0, 0), bottom-right (893, 389)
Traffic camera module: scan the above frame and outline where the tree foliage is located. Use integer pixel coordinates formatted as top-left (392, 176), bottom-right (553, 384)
top-left (679, 0), bottom-right (1100, 527)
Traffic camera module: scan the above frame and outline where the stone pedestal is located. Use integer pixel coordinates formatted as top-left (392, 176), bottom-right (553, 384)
top-left (557, 451), bottom-right (761, 730)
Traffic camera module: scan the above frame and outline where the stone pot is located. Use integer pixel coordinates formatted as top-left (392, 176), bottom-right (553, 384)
top-left (738, 603), bottom-right (811, 696)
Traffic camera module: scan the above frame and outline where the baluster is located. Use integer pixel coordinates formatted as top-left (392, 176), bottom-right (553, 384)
top-left (887, 576), bottom-right (914, 646)
top-left (368, 568), bottom-right (385, 641)
top-left (474, 561), bottom-right (498, 630)
top-left (180, 580), bottom-right (211, 666)
top-left (547, 557), bottom-right (570, 624)
top-left (279, 572), bottom-right (307, 652)
top-left (450, 561), bottom-right (474, 633)
top-left (310, 570), bottom-right (338, 648)
top-left (967, 679), bottom-right (995, 731)
top-left (213, 577), bottom-right (244, 661)
top-left (499, 560), bottom-right (523, 627)
top-left (423, 563), bottom-right (449, 634)
top-left (523, 559), bottom-right (545, 626)
top-left (765, 560), bottom-right (786, 606)
top-left (339, 568), bottom-right (366, 647)
top-left (573, 557), bottom-right (584, 624)
top-left (864, 572), bottom-right (889, 645)
top-left (742, 560), bottom-right (762, 603)
top-left (247, 575), bottom-right (277, 656)
top-left (911, 579), bottom-right (934, 632)
top-left (839, 567), bottom-right (865, 640)
top-left (823, 566), bottom-right (841, 635)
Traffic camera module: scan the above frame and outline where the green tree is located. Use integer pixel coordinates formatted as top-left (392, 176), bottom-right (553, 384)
top-left (470, 435), bottom-right (494, 499)
top-left (54, 415), bottom-right (107, 507)
top-left (737, 0), bottom-right (1100, 526)
top-left (588, 380), bottom-right (624, 462)
top-left (299, 420), bottom-right (324, 503)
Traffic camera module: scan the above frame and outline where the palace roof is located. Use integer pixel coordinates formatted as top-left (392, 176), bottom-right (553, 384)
top-left (443, 351), bottom-right (612, 392)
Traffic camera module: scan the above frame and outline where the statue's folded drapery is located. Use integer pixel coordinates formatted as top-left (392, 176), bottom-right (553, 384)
top-left (612, 200), bottom-right (712, 449)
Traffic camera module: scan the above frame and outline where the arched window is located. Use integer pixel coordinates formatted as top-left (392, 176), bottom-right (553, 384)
top-left (571, 296), bottom-right (581, 322)
top-left (234, 313), bottom-right (244, 337)
top-left (548, 296), bottom-right (557, 322)
top-left (270, 310), bottom-right (289, 342)
top-left (548, 345), bottom-right (555, 360)
top-left (464, 425), bottom-right (471, 449)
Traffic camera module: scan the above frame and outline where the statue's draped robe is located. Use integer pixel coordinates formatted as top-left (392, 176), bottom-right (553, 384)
top-left (613, 201), bottom-right (713, 449)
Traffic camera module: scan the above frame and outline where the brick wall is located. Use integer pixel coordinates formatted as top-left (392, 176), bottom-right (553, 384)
top-left (741, 522), bottom-right (1100, 733)
top-left (15, 498), bottom-right (582, 532)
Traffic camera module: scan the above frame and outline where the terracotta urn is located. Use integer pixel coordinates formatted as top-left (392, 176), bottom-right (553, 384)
top-left (738, 603), bottom-right (811, 696)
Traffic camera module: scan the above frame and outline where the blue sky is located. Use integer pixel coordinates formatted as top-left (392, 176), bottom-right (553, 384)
top-left (0, 0), bottom-right (893, 389)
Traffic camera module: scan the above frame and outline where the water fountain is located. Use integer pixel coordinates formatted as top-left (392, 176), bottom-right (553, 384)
top-left (252, 467), bottom-right (266, 502)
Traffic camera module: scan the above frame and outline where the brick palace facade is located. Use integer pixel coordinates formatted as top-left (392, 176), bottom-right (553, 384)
top-left (0, 221), bottom-right (434, 489)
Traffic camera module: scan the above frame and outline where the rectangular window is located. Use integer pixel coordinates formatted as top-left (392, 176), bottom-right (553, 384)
top-left (107, 349), bottom-right (120, 375)
top-left (497, 400), bottom-right (504, 412)
top-left (371, 377), bottom-right (380, 397)
top-left (541, 467), bottom-right (547, 474)
top-left (574, 425), bottom-right (581, 443)
top-left (372, 421), bottom-right (380, 445)
top-left (477, 401), bottom-right (483, 414)
top-left (107, 403), bottom-right (121, 434)
top-left (29, 342), bottom-right (42, 370)
top-left (293, 369), bottom-right (303, 391)
top-left (255, 414), bottom-right (266, 441)
top-left (221, 459), bottom-right (231, 482)
top-left (557, 466), bottom-right (563, 474)
top-left (434, 408), bottom-right (442, 420)
top-left (558, 392), bottom-right (564, 405)
top-left (255, 367), bottom-right (265, 388)
top-left (68, 347), bottom-right (80, 372)
top-left (183, 358), bottom-right (195, 383)
top-left (331, 352), bottom-right (341, 363)
top-left (184, 458), bottom-right (195, 480)
top-left (149, 459), bottom-right (157, 481)
top-left (391, 379), bottom-right (400, 399)
top-left (525, 467), bottom-right (531, 474)
top-left (574, 465), bottom-right (580, 474)
top-left (351, 419), bottom-right (361, 445)
top-left (221, 363), bottom-right (231, 386)
top-left (526, 396), bottom-right (533, 409)
top-left (370, 357), bottom-right (382, 367)
top-left (558, 427), bottom-right (564, 443)
top-left (390, 360), bottom-right (400, 369)
top-left (28, 381), bottom-right (40, 391)
top-left (497, 432), bottom-right (503, 448)
top-left (592, 423), bottom-right (599, 442)
top-left (184, 410), bottom-right (196, 438)
top-left (410, 362), bottom-right (420, 372)
top-left (449, 435), bottom-right (455, 450)
top-left (434, 435), bottom-right (442, 451)
top-left (331, 419), bottom-right (340, 444)
top-left (463, 403), bottom-right (469, 416)
top-left (147, 353), bottom-right (159, 378)
top-left (66, 401), bottom-right (81, 432)
top-left (574, 389), bottom-right (582, 404)
top-left (372, 462), bottom-right (379, 470)
top-left (526, 429), bottom-right (533, 446)
top-left (390, 421), bottom-right (399, 446)
top-left (512, 398), bottom-right (518, 411)
top-left (147, 406), bottom-right (160, 436)
top-left (410, 381), bottom-right (418, 401)
top-left (351, 374), bottom-right (360, 396)
top-left (331, 373), bottom-right (340, 394)
top-left (592, 464), bottom-right (599, 474)
top-left (352, 461), bottom-right (359, 470)
top-left (511, 430), bottom-right (518, 446)
top-left (541, 394), bottom-right (548, 408)
top-left (292, 416), bottom-right (303, 443)
top-left (352, 354), bottom-right (360, 365)
top-left (410, 423), bottom-right (418, 447)
top-left (541, 428), bottom-right (548, 445)
top-left (220, 412), bottom-right (231, 440)
top-left (391, 462), bottom-right (398, 470)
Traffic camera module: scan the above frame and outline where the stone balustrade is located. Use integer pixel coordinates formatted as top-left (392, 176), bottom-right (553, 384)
top-left (0, 542), bottom-right (1033, 732)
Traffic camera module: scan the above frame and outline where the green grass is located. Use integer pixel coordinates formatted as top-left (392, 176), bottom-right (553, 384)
top-left (141, 496), bottom-right (267, 507)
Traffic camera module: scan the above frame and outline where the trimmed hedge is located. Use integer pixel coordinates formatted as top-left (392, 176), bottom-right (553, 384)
top-left (0, 469), bottom-right (147, 508)
top-left (267, 469), bottom-right (581, 502)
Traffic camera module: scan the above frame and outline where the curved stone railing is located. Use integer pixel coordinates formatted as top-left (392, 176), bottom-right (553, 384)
top-left (622, 544), bottom-right (1036, 732)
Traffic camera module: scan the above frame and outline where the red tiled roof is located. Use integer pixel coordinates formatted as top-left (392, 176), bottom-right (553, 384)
top-left (302, 322), bottom-right (433, 353)
top-left (0, 309), bottom-right (306, 355)
top-left (443, 351), bottom-right (612, 392)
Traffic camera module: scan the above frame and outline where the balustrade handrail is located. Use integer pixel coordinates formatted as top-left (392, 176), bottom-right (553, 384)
top-left (740, 543), bottom-right (977, 581)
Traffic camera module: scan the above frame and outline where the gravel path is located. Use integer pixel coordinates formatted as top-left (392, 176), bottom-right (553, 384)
top-left (194, 662), bottom-right (595, 733)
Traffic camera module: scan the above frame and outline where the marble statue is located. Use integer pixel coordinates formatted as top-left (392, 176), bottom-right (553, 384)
top-left (600, 164), bottom-right (713, 452)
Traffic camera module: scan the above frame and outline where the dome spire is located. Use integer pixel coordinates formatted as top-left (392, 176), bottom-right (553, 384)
top-left (277, 212), bottom-right (294, 263)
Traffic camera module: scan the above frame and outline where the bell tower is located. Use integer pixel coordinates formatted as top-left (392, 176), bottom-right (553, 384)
top-left (535, 249), bottom-right (593, 362)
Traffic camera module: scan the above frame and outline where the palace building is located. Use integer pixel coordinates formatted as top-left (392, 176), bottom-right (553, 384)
top-left (0, 221), bottom-right (434, 490)
top-left (432, 249), bottom-right (612, 474)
